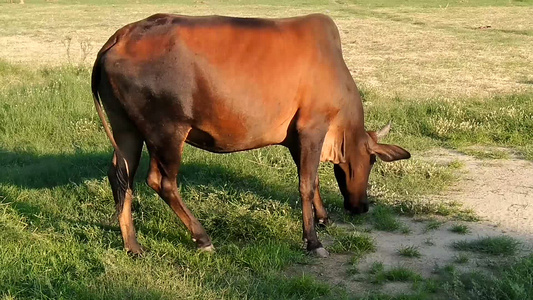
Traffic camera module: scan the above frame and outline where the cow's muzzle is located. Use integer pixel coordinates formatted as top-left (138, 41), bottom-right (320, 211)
top-left (345, 201), bottom-right (369, 215)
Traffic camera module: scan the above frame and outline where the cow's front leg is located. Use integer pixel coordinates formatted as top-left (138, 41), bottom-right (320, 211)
top-left (289, 151), bottom-right (329, 228)
top-left (295, 131), bottom-right (329, 258)
top-left (313, 176), bottom-right (329, 227)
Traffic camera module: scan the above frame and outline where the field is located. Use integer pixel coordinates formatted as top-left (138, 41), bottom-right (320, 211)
top-left (1, 0), bottom-right (533, 299)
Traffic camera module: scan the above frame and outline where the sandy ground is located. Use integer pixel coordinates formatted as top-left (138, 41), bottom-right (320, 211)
top-left (426, 148), bottom-right (533, 236)
top-left (289, 148), bottom-right (533, 296)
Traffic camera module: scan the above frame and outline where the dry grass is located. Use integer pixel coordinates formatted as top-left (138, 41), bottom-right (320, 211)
top-left (0, 3), bottom-right (531, 100)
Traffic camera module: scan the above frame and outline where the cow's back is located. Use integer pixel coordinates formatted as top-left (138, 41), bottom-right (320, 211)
top-left (99, 14), bottom-right (357, 152)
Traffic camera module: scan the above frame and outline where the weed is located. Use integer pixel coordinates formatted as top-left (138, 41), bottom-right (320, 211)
top-left (400, 225), bottom-right (412, 234)
top-left (370, 206), bottom-right (402, 232)
top-left (453, 254), bottom-right (469, 264)
top-left (449, 224), bottom-right (470, 235)
top-left (424, 219), bottom-right (443, 232)
top-left (369, 262), bottom-right (385, 275)
top-left (397, 245), bottom-right (422, 258)
top-left (452, 236), bottom-right (520, 256)
top-left (372, 266), bottom-right (423, 284)
top-left (328, 231), bottom-right (376, 254)
top-left (442, 255), bottom-right (533, 299)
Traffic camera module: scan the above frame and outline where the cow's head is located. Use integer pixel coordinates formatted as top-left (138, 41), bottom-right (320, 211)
top-left (333, 123), bottom-right (410, 214)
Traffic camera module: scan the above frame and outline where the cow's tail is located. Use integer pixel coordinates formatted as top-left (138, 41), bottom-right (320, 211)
top-left (91, 33), bottom-right (130, 212)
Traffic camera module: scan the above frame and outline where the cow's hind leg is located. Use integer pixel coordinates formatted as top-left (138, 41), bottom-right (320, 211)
top-left (147, 127), bottom-right (213, 251)
top-left (106, 118), bottom-right (144, 255)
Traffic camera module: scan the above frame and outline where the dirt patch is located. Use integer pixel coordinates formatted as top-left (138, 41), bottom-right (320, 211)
top-left (289, 148), bottom-right (533, 297)
top-left (426, 148), bottom-right (533, 236)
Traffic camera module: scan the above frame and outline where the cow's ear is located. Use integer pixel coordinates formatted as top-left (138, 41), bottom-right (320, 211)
top-left (367, 138), bottom-right (410, 162)
top-left (321, 127), bottom-right (346, 164)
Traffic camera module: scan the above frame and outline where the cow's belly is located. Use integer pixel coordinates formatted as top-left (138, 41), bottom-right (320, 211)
top-left (185, 118), bottom-right (290, 153)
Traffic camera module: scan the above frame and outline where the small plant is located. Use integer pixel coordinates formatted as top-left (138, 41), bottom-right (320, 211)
top-left (452, 236), bottom-right (520, 256)
top-left (397, 245), bottom-right (422, 258)
top-left (327, 228), bottom-right (376, 254)
top-left (330, 233), bottom-right (375, 254)
top-left (369, 261), bottom-right (385, 274)
top-left (453, 254), bottom-right (469, 264)
top-left (347, 257), bottom-right (360, 276)
top-left (424, 219), bottom-right (443, 232)
top-left (449, 224), bottom-right (470, 235)
top-left (371, 266), bottom-right (423, 284)
top-left (370, 206), bottom-right (402, 232)
top-left (400, 225), bottom-right (412, 234)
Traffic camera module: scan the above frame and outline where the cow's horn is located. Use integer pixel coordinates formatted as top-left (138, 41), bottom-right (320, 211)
top-left (376, 122), bottom-right (392, 140)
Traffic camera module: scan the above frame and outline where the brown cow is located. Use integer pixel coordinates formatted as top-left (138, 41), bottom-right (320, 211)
top-left (91, 13), bottom-right (410, 258)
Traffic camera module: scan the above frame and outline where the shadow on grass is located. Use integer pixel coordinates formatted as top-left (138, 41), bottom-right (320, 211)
top-left (0, 148), bottom-right (300, 203)
top-left (0, 148), bottom-right (111, 189)
top-left (0, 147), bottom-right (309, 245)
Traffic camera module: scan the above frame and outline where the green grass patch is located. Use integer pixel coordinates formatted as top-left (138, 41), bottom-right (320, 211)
top-left (453, 254), bottom-right (470, 264)
top-left (328, 229), bottom-right (376, 255)
top-left (452, 236), bottom-right (521, 256)
top-left (370, 206), bottom-right (402, 232)
top-left (442, 255), bottom-right (533, 299)
top-left (365, 93), bottom-right (533, 160)
top-left (424, 219), bottom-right (443, 232)
top-left (371, 266), bottom-right (423, 285)
top-left (449, 224), bottom-right (470, 235)
top-left (397, 245), bottom-right (422, 258)
top-left (369, 160), bottom-right (474, 219)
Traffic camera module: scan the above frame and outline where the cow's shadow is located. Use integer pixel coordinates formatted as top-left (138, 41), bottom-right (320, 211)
top-left (0, 147), bottom-right (303, 202)
top-left (1, 147), bottom-right (335, 237)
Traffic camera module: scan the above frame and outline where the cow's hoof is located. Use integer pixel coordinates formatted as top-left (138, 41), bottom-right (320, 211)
top-left (199, 244), bottom-right (216, 253)
top-left (126, 246), bottom-right (146, 257)
top-left (310, 247), bottom-right (329, 258)
top-left (317, 218), bottom-right (329, 228)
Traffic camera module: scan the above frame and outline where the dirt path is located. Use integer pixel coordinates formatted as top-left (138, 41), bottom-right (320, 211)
top-left (427, 148), bottom-right (533, 237)
top-left (289, 148), bottom-right (533, 296)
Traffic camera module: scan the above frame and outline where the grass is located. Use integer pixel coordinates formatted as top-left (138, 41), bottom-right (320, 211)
top-left (369, 206), bottom-right (402, 232)
top-left (453, 254), bottom-right (470, 264)
top-left (441, 255), bottom-right (533, 299)
top-left (369, 264), bottom-right (423, 285)
top-left (365, 93), bottom-right (533, 160)
top-left (424, 220), bottom-right (443, 232)
top-left (450, 224), bottom-right (470, 235)
top-left (452, 236), bottom-right (521, 256)
top-left (397, 246), bottom-right (422, 258)
top-left (368, 160), bottom-right (474, 219)
top-left (328, 230), bottom-right (376, 254)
